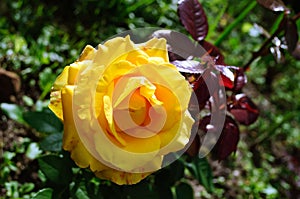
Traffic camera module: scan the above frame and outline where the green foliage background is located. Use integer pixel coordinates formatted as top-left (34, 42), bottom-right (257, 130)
top-left (0, 0), bottom-right (300, 198)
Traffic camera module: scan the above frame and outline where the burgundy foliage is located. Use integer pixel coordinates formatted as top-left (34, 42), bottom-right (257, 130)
top-left (285, 19), bottom-right (299, 53)
top-left (201, 41), bottom-right (225, 65)
top-left (175, 0), bottom-right (260, 160)
top-left (152, 0), bottom-right (283, 160)
top-left (292, 43), bottom-right (300, 60)
top-left (228, 94), bottom-right (259, 126)
top-left (198, 115), bottom-right (240, 160)
top-left (215, 116), bottom-right (240, 160)
top-left (178, 0), bottom-right (208, 41)
top-left (256, 0), bottom-right (290, 12)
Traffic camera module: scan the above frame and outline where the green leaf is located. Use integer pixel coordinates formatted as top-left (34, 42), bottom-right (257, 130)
top-left (23, 110), bottom-right (63, 134)
top-left (38, 154), bottom-right (72, 185)
top-left (123, 180), bottom-right (159, 199)
top-left (175, 182), bottom-right (194, 199)
top-left (99, 184), bottom-right (125, 199)
top-left (19, 182), bottom-right (35, 194)
top-left (40, 133), bottom-right (63, 152)
top-left (0, 103), bottom-right (25, 124)
top-left (5, 181), bottom-right (19, 198)
top-left (75, 185), bottom-right (90, 199)
top-left (169, 160), bottom-right (185, 182)
top-left (74, 182), bottom-right (90, 199)
top-left (32, 188), bottom-right (53, 199)
top-left (185, 156), bottom-right (214, 192)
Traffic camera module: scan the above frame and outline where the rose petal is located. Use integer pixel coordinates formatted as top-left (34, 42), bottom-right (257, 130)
top-left (95, 168), bottom-right (152, 185)
top-left (140, 38), bottom-right (169, 62)
top-left (49, 66), bottom-right (70, 121)
top-left (61, 85), bottom-right (79, 150)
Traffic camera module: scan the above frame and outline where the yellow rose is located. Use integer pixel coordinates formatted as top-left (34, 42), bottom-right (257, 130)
top-left (49, 36), bottom-right (194, 185)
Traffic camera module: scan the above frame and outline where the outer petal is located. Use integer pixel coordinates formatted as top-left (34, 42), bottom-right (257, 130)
top-left (95, 169), bottom-right (151, 185)
top-left (49, 45), bottom-right (97, 121)
top-left (61, 85), bottom-right (79, 151)
top-left (49, 66), bottom-right (70, 121)
top-left (139, 38), bottom-right (169, 62)
top-left (94, 36), bottom-right (135, 68)
top-left (78, 45), bottom-right (97, 61)
top-left (71, 140), bottom-right (108, 172)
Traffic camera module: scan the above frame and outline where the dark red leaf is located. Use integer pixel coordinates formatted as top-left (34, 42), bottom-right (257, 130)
top-left (285, 19), bottom-right (299, 53)
top-left (214, 65), bottom-right (247, 91)
top-left (198, 115), bottom-right (240, 160)
top-left (152, 30), bottom-right (208, 61)
top-left (198, 115), bottom-right (211, 133)
top-left (192, 70), bottom-right (219, 110)
top-left (186, 134), bottom-right (200, 157)
top-left (220, 74), bottom-right (234, 89)
top-left (229, 93), bottom-right (259, 125)
top-left (232, 68), bottom-right (247, 92)
top-left (178, 0), bottom-right (209, 41)
top-left (216, 116), bottom-right (240, 160)
top-left (285, 149), bottom-right (300, 178)
top-left (201, 41), bottom-right (225, 65)
top-left (257, 0), bottom-right (290, 12)
top-left (292, 42), bottom-right (300, 60)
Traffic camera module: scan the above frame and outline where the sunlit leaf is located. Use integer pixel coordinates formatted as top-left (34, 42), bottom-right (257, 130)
top-left (215, 65), bottom-right (235, 89)
top-left (75, 185), bottom-right (89, 199)
top-left (256, 0), bottom-right (289, 12)
top-left (216, 66), bottom-right (247, 91)
top-left (0, 103), bottom-right (25, 124)
top-left (32, 188), bottom-right (53, 199)
top-left (26, 142), bottom-right (42, 160)
top-left (172, 60), bottom-right (206, 74)
top-left (178, 0), bottom-right (209, 41)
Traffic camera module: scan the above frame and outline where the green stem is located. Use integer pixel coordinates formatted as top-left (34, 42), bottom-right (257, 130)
top-left (270, 12), bottom-right (285, 35)
top-left (214, 1), bottom-right (257, 47)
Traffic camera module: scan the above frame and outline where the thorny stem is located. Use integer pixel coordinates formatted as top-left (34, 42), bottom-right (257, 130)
top-left (243, 12), bottom-right (300, 71)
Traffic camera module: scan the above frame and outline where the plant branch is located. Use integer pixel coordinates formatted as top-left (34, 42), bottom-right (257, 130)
top-left (243, 11), bottom-right (300, 71)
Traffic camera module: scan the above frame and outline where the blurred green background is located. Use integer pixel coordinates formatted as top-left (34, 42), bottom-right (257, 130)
top-left (0, 0), bottom-right (300, 198)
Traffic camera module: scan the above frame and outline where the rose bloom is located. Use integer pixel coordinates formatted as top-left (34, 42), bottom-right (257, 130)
top-left (49, 36), bottom-right (194, 185)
